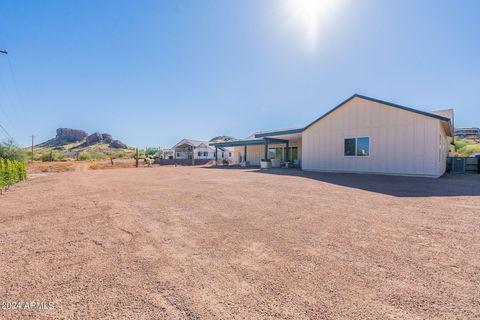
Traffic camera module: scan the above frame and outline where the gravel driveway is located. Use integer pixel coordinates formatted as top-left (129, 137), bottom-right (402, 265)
top-left (1, 167), bottom-right (479, 319)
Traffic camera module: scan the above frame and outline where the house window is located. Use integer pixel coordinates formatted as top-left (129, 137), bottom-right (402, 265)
top-left (356, 137), bottom-right (370, 156)
top-left (344, 137), bottom-right (370, 156)
top-left (176, 152), bottom-right (180, 157)
top-left (229, 152), bottom-right (232, 157)
top-left (344, 138), bottom-right (356, 156)
top-left (203, 151), bottom-right (208, 157)
top-left (198, 151), bottom-right (202, 157)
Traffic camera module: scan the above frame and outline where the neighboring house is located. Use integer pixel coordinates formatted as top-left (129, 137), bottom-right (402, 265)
top-left (211, 94), bottom-right (454, 178)
top-left (455, 127), bottom-right (479, 138)
top-left (173, 139), bottom-right (215, 160)
top-left (172, 138), bottom-right (232, 161)
top-left (160, 149), bottom-right (174, 159)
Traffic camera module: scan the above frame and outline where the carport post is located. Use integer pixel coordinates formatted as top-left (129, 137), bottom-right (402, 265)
top-left (215, 146), bottom-right (218, 165)
top-left (285, 141), bottom-right (289, 163)
top-left (244, 145), bottom-right (247, 163)
top-left (264, 142), bottom-right (268, 160)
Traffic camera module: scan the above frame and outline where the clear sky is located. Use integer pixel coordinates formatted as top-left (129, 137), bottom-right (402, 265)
top-left (0, 0), bottom-right (479, 148)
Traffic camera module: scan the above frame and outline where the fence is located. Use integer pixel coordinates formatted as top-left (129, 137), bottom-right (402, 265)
top-left (447, 156), bottom-right (480, 174)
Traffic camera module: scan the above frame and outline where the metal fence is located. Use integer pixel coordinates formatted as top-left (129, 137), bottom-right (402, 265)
top-left (447, 156), bottom-right (480, 174)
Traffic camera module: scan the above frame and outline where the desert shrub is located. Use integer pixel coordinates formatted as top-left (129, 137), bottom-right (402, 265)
top-left (0, 139), bottom-right (27, 162)
top-left (78, 152), bottom-right (92, 160)
top-left (456, 144), bottom-right (480, 157)
top-left (106, 150), bottom-right (127, 159)
top-left (146, 147), bottom-right (159, 156)
top-left (41, 150), bottom-right (65, 162)
top-left (454, 139), bottom-right (468, 151)
top-left (0, 157), bottom-right (26, 191)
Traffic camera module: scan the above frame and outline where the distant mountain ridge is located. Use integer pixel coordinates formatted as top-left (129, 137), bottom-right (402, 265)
top-left (34, 128), bottom-right (131, 156)
top-left (209, 136), bottom-right (236, 143)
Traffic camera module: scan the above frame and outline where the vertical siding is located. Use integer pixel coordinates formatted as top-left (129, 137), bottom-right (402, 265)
top-left (302, 97), bottom-right (442, 177)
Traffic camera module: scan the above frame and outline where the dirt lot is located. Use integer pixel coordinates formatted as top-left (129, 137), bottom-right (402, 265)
top-left (1, 167), bottom-right (479, 319)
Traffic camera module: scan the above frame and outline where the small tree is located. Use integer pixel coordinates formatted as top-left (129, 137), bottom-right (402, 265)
top-left (0, 139), bottom-right (27, 162)
top-left (0, 159), bottom-right (5, 192)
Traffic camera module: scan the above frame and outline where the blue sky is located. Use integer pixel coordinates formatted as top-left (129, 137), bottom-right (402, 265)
top-left (0, 0), bottom-right (479, 148)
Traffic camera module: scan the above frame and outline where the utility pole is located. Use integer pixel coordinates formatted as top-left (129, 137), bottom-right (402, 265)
top-left (30, 135), bottom-right (35, 161)
top-left (135, 148), bottom-right (139, 168)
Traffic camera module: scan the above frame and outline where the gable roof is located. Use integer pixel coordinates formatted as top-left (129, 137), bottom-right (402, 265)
top-left (304, 94), bottom-right (452, 131)
top-left (173, 138), bottom-right (209, 148)
top-left (211, 94), bottom-right (454, 147)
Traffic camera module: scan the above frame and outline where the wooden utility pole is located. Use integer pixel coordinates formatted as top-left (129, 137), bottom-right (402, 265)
top-left (30, 135), bottom-right (35, 161)
top-left (135, 148), bottom-right (139, 168)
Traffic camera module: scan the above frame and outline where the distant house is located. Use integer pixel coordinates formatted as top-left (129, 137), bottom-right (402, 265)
top-left (172, 139), bottom-right (232, 161)
top-left (455, 127), bottom-right (479, 138)
top-left (212, 94), bottom-right (454, 178)
top-left (160, 148), bottom-right (174, 159)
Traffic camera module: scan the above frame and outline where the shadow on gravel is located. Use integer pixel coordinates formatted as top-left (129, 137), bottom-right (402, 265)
top-left (255, 169), bottom-right (480, 197)
top-left (205, 166), bottom-right (480, 197)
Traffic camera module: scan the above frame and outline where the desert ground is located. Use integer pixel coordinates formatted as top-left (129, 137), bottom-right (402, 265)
top-left (1, 164), bottom-right (479, 319)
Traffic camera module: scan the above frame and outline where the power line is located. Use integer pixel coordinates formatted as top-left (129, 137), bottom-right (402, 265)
top-left (0, 122), bottom-right (13, 140)
top-left (6, 54), bottom-right (33, 133)
top-left (0, 48), bottom-right (18, 143)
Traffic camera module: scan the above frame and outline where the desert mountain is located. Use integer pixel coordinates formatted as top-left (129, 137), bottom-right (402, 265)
top-left (209, 136), bottom-right (237, 143)
top-left (34, 128), bottom-right (132, 156)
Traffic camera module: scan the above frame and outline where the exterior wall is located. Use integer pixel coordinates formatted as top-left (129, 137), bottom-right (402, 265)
top-left (215, 147), bottom-right (234, 160)
top-left (302, 97), bottom-right (443, 177)
top-left (233, 145), bottom-right (264, 166)
top-left (175, 145), bottom-right (216, 160)
top-left (438, 123), bottom-right (450, 176)
top-left (194, 146), bottom-right (216, 159)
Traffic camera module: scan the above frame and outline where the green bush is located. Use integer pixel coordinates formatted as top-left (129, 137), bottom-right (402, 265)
top-left (454, 139), bottom-right (468, 151)
top-left (0, 157), bottom-right (26, 191)
top-left (41, 150), bottom-right (65, 162)
top-left (78, 152), bottom-right (92, 160)
top-left (0, 139), bottom-right (27, 162)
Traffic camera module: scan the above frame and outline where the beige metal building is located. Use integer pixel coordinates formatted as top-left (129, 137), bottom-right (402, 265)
top-left (211, 94), bottom-right (454, 178)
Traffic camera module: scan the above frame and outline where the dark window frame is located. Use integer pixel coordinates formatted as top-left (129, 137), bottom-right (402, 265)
top-left (344, 137), bottom-right (370, 157)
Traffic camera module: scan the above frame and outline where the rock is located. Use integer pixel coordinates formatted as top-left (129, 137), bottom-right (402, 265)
top-left (209, 136), bottom-right (237, 143)
top-left (56, 128), bottom-right (88, 142)
top-left (101, 133), bottom-right (113, 143)
top-left (86, 132), bottom-right (103, 144)
top-left (110, 140), bottom-right (128, 149)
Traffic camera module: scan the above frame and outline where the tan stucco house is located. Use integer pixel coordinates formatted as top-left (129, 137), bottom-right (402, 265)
top-left (211, 94), bottom-right (454, 178)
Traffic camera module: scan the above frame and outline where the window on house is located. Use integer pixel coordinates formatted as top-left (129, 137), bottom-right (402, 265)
top-left (344, 138), bottom-right (356, 156)
top-left (176, 153), bottom-right (180, 157)
top-left (344, 137), bottom-right (370, 156)
top-left (203, 152), bottom-right (208, 157)
top-left (197, 151), bottom-right (202, 157)
top-left (356, 137), bottom-right (370, 156)
top-left (229, 152), bottom-right (232, 157)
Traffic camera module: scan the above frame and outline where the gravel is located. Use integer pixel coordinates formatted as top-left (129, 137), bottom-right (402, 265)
top-left (1, 166), bottom-right (479, 319)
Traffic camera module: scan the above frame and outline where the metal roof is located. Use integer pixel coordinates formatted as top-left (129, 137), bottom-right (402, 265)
top-left (212, 94), bottom-right (454, 147)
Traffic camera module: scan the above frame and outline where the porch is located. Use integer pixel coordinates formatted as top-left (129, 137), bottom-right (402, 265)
top-left (210, 128), bottom-right (302, 168)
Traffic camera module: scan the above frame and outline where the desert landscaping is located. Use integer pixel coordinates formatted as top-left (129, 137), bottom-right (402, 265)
top-left (1, 165), bottom-right (479, 319)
